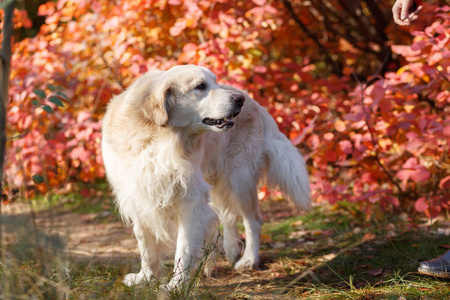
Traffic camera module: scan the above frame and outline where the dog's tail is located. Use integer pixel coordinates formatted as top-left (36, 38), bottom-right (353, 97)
top-left (260, 107), bottom-right (312, 210)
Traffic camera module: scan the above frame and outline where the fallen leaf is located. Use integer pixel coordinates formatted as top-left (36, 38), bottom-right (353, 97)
top-left (272, 242), bottom-right (286, 249)
top-left (368, 268), bottom-right (383, 276)
top-left (363, 233), bottom-right (376, 241)
top-left (318, 253), bottom-right (336, 262)
top-left (289, 230), bottom-right (308, 239)
top-left (291, 220), bottom-right (303, 227)
top-left (260, 234), bottom-right (272, 243)
top-left (437, 228), bottom-right (450, 235)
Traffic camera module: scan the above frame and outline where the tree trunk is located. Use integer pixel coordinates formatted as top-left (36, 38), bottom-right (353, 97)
top-left (0, 1), bottom-right (15, 295)
top-left (0, 0), bottom-right (14, 195)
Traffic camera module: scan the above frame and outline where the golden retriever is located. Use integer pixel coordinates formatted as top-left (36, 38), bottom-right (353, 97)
top-left (101, 65), bottom-right (311, 288)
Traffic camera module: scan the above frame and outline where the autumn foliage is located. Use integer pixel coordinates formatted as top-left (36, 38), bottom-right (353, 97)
top-left (2, 0), bottom-right (450, 218)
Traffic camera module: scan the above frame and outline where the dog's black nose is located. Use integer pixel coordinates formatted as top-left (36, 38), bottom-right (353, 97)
top-left (231, 94), bottom-right (245, 107)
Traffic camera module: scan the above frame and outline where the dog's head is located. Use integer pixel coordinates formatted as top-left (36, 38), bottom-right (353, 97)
top-left (140, 65), bottom-right (244, 133)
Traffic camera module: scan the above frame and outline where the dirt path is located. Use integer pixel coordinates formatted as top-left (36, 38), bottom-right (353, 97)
top-left (1, 200), bottom-right (302, 298)
top-left (2, 202), bottom-right (139, 261)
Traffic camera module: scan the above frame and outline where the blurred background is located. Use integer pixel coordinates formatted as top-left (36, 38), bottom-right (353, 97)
top-left (3, 0), bottom-right (450, 219)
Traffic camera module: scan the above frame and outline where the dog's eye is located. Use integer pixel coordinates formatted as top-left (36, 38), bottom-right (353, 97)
top-left (195, 83), bottom-right (207, 91)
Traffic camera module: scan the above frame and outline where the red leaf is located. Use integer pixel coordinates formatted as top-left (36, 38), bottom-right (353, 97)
top-left (386, 196), bottom-right (400, 207)
top-left (396, 169), bottom-right (412, 181)
top-left (411, 167), bottom-right (430, 183)
top-left (411, 40), bottom-right (427, 51)
top-left (439, 176), bottom-right (450, 189)
top-left (379, 98), bottom-right (392, 112)
top-left (428, 51), bottom-right (443, 65)
top-left (397, 158), bottom-right (430, 183)
top-left (307, 134), bottom-right (320, 149)
top-left (339, 140), bottom-right (352, 154)
top-left (182, 43), bottom-right (198, 52)
top-left (409, 63), bottom-right (426, 78)
top-left (254, 66), bottom-right (268, 73)
top-left (80, 189), bottom-right (91, 197)
top-left (325, 150), bottom-right (338, 162)
top-left (253, 75), bottom-right (267, 86)
top-left (415, 197), bottom-right (429, 212)
top-left (443, 126), bottom-right (450, 137)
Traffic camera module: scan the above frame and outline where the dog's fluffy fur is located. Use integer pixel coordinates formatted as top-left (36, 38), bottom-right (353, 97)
top-left (101, 65), bottom-right (311, 288)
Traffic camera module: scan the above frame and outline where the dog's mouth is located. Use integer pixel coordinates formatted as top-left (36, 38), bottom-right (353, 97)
top-left (202, 110), bottom-right (241, 129)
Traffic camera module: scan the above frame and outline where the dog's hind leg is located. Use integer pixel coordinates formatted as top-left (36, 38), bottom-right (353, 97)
top-left (233, 184), bottom-right (263, 270)
top-left (210, 185), bottom-right (242, 265)
top-left (222, 217), bottom-right (241, 264)
top-left (123, 223), bottom-right (161, 286)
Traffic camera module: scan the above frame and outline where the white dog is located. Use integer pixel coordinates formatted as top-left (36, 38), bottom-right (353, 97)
top-left (101, 65), bottom-right (311, 288)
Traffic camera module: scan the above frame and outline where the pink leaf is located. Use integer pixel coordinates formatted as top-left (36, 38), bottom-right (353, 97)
top-left (307, 134), bottom-right (320, 149)
top-left (443, 126), bottom-right (450, 137)
top-left (339, 140), bottom-right (352, 154)
top-left (391, 45), bottom-right (420, 56)
top-left (440, 176), bottom-right (450, 189)
top-left (77, 111), bottom-right (91, 124)
top-left (411, 39), bottom-right (427, 51)
top-left (403, 157), bottom-right (418, 168)
top-left (396, 169), bottom-right (412, 181)
top-left (415, 197), bottom-right (429, 212)
top-left (411, 167), bottom-right (430, 183)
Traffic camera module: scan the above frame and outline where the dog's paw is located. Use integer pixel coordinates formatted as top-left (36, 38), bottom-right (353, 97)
top-left (163, 277), bottom-right (185, 291)
top-left (224, 243), bottom-right (241, 265)
top-left (122, 272), bottom-right (150, 286)
top-left (234, 256), bottom-right (259, 270)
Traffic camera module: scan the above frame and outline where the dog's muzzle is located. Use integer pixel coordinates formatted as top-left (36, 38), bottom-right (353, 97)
top-left (202, 94), bottom-right (245, 129)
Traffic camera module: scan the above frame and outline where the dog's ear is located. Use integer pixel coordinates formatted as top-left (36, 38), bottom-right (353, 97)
top-left (142, 82), bottom-right (173, 126)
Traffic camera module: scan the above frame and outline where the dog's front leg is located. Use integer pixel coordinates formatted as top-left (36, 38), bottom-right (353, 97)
top-left (166, 191), bottom-right (217, 290)
top-left (123, 223), bottom-right (161, 286)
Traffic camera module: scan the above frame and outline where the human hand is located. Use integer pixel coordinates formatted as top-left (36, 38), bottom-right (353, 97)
top-left (392, 0), bottom-right (423, 26)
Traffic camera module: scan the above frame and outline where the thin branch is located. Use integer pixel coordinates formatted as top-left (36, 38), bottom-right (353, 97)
top-left (317, 0), bottom-right (380, 55)
top-left (347, 51), bottom-right (404, 195)
top-left (363, 0), bottom-right (389, 43)
top-left (100, 53), bottom-right (125, 90)
top-left (282, 0), bottom-right (341, 75)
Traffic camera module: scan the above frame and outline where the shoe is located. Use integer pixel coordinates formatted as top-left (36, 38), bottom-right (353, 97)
top-left (418, 250), bottom-right (450, 278)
